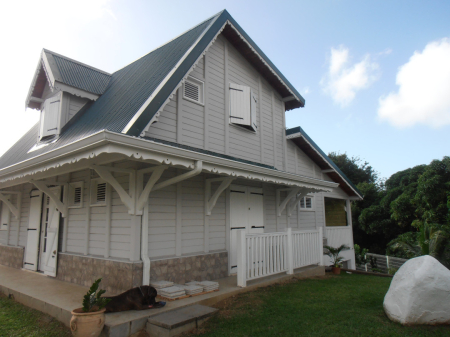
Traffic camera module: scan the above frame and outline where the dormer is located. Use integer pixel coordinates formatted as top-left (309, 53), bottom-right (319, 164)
top-left (25, 49), bottom-right (111, 141)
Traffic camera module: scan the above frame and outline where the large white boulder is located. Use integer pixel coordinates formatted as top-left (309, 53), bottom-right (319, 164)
top-left (383, 255), bottom-right (450, 325)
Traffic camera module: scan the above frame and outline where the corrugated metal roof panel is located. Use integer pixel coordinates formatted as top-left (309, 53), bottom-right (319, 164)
top-left (0, 13), bottom-right (218, 171)
top-left (50, 53), bottom-right (111, 94)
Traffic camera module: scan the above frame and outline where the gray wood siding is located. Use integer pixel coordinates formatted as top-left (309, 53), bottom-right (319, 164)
top-left (145, 33), bottom-right (292, 172)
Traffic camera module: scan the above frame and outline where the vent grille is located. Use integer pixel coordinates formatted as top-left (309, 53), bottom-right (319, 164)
top-left (96, 183), bottom-right (106, 202)
top-left (184, 81), bottom-right (200, 102)
top-left (74, 187), bottom-right (82, 204)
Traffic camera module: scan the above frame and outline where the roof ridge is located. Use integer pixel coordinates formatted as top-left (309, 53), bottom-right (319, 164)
top-left (112, 10), bottom-right (225, 74)
top-left (43, 49), bottom-right (112, 76)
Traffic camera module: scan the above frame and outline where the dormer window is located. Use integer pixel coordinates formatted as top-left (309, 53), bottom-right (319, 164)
top-left (39, 92), bottom-right (61, 141)
top-left (229, 83), bottom-right (257, 132)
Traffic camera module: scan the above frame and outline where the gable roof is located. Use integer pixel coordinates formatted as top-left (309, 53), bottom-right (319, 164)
top-left (26, 49), bottom-right (112, 109)
top-left (286, 126), bottom-right (363, 199)
top-left (1, 9), bottom-right (306, 172)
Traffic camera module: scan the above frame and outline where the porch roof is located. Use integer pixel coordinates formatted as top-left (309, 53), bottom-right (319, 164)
top-left (286, 126), bottom-right (363, 199)
top-left (0, 130), bottom-right (338, 192)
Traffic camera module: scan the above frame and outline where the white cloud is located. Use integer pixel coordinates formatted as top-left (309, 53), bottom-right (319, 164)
top-left (302, 87), bottom-right (310, 95)
top-left (378, 38), bottom-right (450, 128)
top-left (322, 46), bottom-right (379, 107)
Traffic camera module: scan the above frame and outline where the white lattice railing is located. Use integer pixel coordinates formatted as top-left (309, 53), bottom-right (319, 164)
top-left (237, 228), bottom-right (323, 287)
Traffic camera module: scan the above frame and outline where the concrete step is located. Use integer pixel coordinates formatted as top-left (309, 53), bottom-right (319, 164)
top-left (146, 304), bottom-right (218, 337)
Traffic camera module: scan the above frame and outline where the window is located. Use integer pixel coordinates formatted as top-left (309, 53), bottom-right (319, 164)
top-left (229, 83), bottom-right (257, 132)
top-left (39, 92), bottom-right (61, 141)
top-left (0, 199), bottom-right (10, 231)
top-left (183, 77), bottom-right (204, 105)
top-left (68, 182), bottom-right (84, 208)
top-left (300, 196), bottom-right (314, 210)
top-left (90, 179), bottom-right (108, 206)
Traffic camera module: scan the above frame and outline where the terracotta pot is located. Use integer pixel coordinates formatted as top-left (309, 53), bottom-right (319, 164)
top-left (331, 267), bottom-right (341, 275)
top-left (70, 308), bottom-right (106, 337)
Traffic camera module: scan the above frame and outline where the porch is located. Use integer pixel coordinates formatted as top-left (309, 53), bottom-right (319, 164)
top-left (0, 263), bottom-right (324, 336)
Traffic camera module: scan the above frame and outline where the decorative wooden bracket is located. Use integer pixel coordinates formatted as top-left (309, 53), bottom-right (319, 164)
top-left (205, 177), bottom-right (235, 215)
top-left (91, 165), bottom-right (136, 215)
top-left (277, 187), bottom-right (300, 216)
top-left (136, 165), bottom-right (168, 213)
top-left (30, 180), bottom-right (67, 217)
top-left (0, 191), bottom-right (21, 220)
top-left (287, 188), bottom-right (309, 217)
top-left (152, 161), bottom-right (203, 192)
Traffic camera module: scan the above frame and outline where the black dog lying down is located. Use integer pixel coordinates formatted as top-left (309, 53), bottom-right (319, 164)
top-left (105, 285), bottom-right (166, 313)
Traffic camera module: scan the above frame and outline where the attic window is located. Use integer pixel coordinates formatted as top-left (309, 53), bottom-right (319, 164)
top-left (90, 179), bottom-right (108, 206)
top-left (300, 196), bottom-right (314, 210)
top-left (183, 77), bottom-right (204, 105)
top-left (68, 182), bottom-right (84, 208)
top-left (229, 83), bottom-right (257, 132)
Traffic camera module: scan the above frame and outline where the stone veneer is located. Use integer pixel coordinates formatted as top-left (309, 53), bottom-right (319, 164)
top-left (56, 253), bottom-right (143, 295)
top-left (0, 245), bottom-right (24, 269)
top-left (150, 252), bottom-right (228, 284)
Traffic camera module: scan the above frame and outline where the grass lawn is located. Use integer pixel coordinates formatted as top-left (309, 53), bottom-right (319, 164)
top-left (0, 293), bottom-right (71, 337)
top-left (189, 273), bottom-right (450, 337)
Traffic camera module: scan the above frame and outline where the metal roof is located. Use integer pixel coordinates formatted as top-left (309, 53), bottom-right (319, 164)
top-left (286, 126), bottom-right (363, 199)
top-left (44, 50), bottom-right (111, 95)
top-left (1, 10), bottom-right (308, 173)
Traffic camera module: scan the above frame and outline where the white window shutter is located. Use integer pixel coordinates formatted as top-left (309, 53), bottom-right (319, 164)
top-left (229, 83), bottom-right (252, 129)
top-left (250, 89), bottom-right (257, 132)
top-left (41, 94), bottom-right (61, 139)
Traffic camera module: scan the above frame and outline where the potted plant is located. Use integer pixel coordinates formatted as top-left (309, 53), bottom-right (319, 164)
top-left (70, 278), bottom-right (111, 337)
top-left (324, 244), bottom-right (350, 275)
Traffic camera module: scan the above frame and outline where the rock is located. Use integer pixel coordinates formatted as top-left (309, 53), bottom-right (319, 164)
top-left (383, 255), bottom-right (450, 325)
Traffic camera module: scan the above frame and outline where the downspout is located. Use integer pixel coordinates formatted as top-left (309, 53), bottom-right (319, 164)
top-left (142, 202), bottom-right (151, 285)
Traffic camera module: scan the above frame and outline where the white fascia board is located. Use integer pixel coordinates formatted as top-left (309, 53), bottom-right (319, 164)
top-left (287, 131), bottom-right (362, 199)
top-left (54, 82), bottom-right (99, 101)
top-left (0, 131), bottom-right (338, 191)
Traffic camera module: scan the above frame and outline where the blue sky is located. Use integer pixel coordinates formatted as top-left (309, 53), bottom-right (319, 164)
top-left (1, 0), bottom-right (449, 179)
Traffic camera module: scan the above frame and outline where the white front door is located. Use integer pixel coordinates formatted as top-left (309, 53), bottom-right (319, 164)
top-left (24, 190), bottom-right (43, 271)
top-left (38, 187), bottom-right (61, 277)
top-left (230, 185), bottom-right (264, 274)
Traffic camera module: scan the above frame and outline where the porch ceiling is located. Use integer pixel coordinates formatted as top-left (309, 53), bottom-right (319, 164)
top-left (0, 131), bottom-right (338, 192)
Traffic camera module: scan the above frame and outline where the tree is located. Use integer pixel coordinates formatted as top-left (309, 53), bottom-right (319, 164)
top-left (328, 152), bottom-right (379, 185)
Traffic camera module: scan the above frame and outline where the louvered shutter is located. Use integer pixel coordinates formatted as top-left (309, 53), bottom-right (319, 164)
top-left (229, 83), bottom-right (251, 127)
top-left (41, 94), bottom-right (60, 139)
top-left (0, 199), bottom-right (10, 231)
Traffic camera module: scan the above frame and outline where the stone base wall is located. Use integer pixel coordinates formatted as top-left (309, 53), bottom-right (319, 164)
top-left (150, 252), bottom-right (228, 284)
top-left (0, 245), bottom-right (24, 269)
top-left (56, 254), bottom-right (143, 295)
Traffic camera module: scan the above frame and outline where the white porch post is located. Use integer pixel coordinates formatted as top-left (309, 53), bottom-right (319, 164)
top-left (346, 199), bottom-right (356, 269)
top-left (236, 229), bottom-right (247, 287)
top-left (130, 215), bottom-right (141, 262)
top-left (318, 226), bottom-right (324, 266)
top-left (286, 227), bottom-right (294, 274)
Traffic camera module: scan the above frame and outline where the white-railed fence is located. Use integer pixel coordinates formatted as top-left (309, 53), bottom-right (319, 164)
top-left (361, 253), bottom-right (408, 273)
top-left (236, 227), bottom-right (323, 287)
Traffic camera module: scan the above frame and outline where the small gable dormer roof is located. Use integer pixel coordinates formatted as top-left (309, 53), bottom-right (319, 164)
top-left (26, 49), bottom-right (111, 110)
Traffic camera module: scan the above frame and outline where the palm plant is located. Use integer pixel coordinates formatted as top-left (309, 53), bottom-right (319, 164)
top-left (324, 244), bottom-right (350, 268)
top-left (390, 222), bottom-right (449, 261)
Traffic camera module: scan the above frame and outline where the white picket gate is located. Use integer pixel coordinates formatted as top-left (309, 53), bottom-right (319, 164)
top-left (236, 227), bottom-right (323, 287)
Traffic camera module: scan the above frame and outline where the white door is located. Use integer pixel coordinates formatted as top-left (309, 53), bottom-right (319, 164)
top-left (230, 185), bottom-right (264, 274)
top-left (39, 187), bottom-right (61, 277)
top-left (24, 190), bottom-right (43, 271)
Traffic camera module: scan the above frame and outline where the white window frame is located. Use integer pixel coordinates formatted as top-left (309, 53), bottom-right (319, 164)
top-left (90, 178), bottom-right (109, 207)
top-left (68, 181), bottom-right (84, 209)
top-left (299, 196), bottom-right (314, 211)
top-left (183, 76), bottom-right (204, 106)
